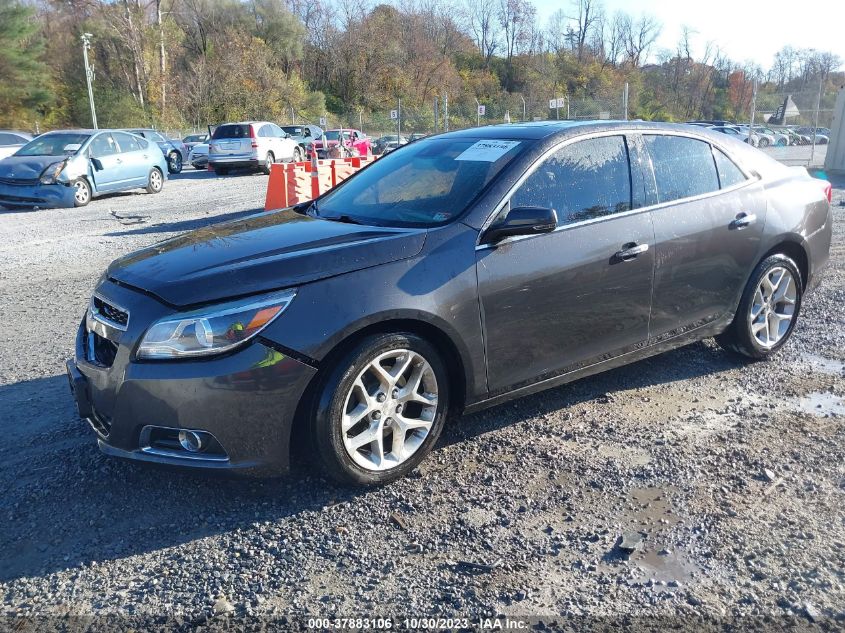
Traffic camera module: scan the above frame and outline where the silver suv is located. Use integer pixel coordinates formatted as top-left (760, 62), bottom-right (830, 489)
top-left (208, 121), bottom-right (298, 175)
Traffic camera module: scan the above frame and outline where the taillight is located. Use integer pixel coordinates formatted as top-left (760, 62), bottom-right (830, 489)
top-left (250, 125), bottom-right (258, 148)
top-left (823, 182), bottom-right (832, 203)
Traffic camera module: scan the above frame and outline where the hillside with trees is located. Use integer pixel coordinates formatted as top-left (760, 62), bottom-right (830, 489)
top-left (1, 0), bottom-right (842, 132)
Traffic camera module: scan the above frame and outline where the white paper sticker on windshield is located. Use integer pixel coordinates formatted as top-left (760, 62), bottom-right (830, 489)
top-left (455, 140), bottom-right (520, 162)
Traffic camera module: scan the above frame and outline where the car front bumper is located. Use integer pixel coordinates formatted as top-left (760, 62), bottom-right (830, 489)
top-left (0, 181), bottom-right (76, 208)
top-left (67, 306), bottom-right (317, 475)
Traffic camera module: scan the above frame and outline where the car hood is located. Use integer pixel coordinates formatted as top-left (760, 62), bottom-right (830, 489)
top-left (107, 209), bottom-right (427, 307)
top-left (0, 155), bottom-right (66, 180)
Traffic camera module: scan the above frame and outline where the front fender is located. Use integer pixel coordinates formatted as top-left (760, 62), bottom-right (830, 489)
top-left (260, 224), bottom-right (488, 404)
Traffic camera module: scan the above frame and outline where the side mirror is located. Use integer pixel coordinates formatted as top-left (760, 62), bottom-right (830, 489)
top-left (482, 206), bottom-right (558, 245)
top-left (90, 157), bottom-right (103, 170)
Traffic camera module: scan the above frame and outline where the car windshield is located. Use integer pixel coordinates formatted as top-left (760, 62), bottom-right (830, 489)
top-left (314, 137), bottom-right (527, 228)
top-left (184, 134), bottom-right (205, 142)
top-left (282, 126), bottom-right (303, 136)
top-left (324, 131), bottom-right (351, 141)
top-left (15, 133), bottom-right (90, 157)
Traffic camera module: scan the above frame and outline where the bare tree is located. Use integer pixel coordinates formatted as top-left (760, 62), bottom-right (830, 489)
top-left (620, 13), bottom-right (660, 67)
top-left (465, 0), bottom-right (498, 65)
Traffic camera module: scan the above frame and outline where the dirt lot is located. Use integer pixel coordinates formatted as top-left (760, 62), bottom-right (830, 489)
top-left (0, 169), bottom-right (843, 627)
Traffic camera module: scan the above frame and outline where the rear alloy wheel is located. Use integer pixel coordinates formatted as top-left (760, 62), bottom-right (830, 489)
top-left (758, 137), bottom-right (770, 148)
top-left (312, 333), bottom-right (449, 485)
top-left (262, 152), bottom-right (275, 175)
top-left (73, 178), bottom-right (91, 207)
top-left (716, 254), bottom-right (802, 360)
top-left (146, 168), bottom-right (163, 194)
top-left (167, 151), bottom-right (183, 174)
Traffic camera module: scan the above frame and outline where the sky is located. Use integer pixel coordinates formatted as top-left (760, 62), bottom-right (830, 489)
top-left (532, 0), bottom-right (845, 70)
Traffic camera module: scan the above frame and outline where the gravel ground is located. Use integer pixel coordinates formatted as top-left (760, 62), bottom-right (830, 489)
top-left (0, 169), bottom-right (844, 628)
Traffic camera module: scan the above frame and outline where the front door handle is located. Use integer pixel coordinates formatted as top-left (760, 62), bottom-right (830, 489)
top-left (730, 212), bottom-right (757, 229)
top-left (615, 243), bottom-right (649, 261)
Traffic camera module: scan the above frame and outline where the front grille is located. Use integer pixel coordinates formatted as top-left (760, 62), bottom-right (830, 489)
top-left (92, 295), bottom-right (129, 329)
top-left (0, 177), bottom-right (39, 186)
top-left (92, 331), bottom-right (118, 366)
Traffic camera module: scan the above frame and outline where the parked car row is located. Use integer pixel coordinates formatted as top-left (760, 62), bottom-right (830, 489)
top-left (685, 121), bottom-right (829, 147)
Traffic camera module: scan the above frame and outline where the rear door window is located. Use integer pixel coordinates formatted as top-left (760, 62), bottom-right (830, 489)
top-left (713, 147), bottom-right (748, 189)
top-left (511, 135), bottom-right (632, 226)
top-left (643, 135), bottom-right (719, 203)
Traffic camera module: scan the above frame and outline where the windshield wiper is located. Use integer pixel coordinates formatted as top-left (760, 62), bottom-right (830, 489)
top-left (322, 214), bottom-right (364, 225)
top-left (307, 200), bottom-right (366, 225)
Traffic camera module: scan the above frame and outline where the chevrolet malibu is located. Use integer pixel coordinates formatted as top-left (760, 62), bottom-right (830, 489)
top-left (67, 121), bottom-right (832, 485)
top-left (0, 130), bottom-right (167, 209)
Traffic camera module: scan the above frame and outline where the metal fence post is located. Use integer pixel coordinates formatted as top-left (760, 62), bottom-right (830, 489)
top-left (810, 77), bottom-right (823, 166)
top-left (623, 83), bottom-right (629, 121)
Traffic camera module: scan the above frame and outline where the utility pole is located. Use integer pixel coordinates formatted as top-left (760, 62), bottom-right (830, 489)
top-left (475, 98), bottom-right (480, 127)
top-left (520, 95), bottom-right (526, 122)
top-left (81, 33), bottom-right (98, 129)
top-left (397, 98), bottom-right (401, 140)
top-left (444, 93), bottom-right (449, 132)
top-left (434, 97), bottom-right (439, 133)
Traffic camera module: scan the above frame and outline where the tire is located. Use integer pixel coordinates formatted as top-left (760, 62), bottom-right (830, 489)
top-left (293, 146), bottom-right (303, 163)
top-left (758, 138), bottom-right (770, 148)
top-left (715, 254), bottom-right (802, 360)
top-left (311, 333), bottom-right (450, 486)
top-left (167, 151), bottom-right (183, 174)
top-left (145, 167), bottom-right (163, 194)
top-left (262, 152), bottom-right (274, 175)
top-left (72, 178), bottom-right (91, 207)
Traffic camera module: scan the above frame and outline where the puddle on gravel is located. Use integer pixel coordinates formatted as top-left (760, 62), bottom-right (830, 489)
top-left (628, 487), bottom-right (681, 528)
top-left (627, 546), bottom-right (700, 587)
top-left (798, 392), bottom-right (844, 417)
top-left (800, 353), bottom-right (845, 376)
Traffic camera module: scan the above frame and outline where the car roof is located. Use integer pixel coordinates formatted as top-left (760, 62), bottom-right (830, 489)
top-left (438, 120), bottom-right (749, 141)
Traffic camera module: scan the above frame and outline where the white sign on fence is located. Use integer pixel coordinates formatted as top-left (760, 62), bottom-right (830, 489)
top-left (549, 98), bottom-right (556, 109)
top-left (477, 105), bottom-right (486, 116)
top-left (557, 97), bottom-right (566, 108)
top-left (390, 109), bottom-right (398, 120)
top-left (319, 117), bottom-right (327, 126)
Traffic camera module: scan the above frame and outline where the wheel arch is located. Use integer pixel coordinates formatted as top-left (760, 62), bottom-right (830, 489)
top-left (759, 239), bottom-right (809, 289)
top-left (288, 316), bottom-right (470, 466)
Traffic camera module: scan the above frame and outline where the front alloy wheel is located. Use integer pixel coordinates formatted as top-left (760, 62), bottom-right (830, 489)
top-left (312, 333), bottom-right (449, 485)
top-left (342, 349), bottom-right (438, 472)
top-left (73, 178), bottom-right (91, 207)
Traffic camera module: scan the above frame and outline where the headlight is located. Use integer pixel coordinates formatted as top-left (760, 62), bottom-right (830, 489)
top-left (39, 160), bottom-right (66, 184)
top-left (137, 289), bottom-right (296, 360)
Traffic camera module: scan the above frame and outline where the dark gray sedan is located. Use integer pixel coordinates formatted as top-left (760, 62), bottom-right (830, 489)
top-left (67, 121), bottom-right (832, 485)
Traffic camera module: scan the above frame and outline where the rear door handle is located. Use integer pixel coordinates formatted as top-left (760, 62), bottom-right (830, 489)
top-left (615, 243), bottom-right (649, 261)
top-left (730, 212), bottom-right (756, 229)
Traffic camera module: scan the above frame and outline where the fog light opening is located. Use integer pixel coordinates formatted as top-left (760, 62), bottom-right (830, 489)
top-left (178, 430), bottom-right (204, 453)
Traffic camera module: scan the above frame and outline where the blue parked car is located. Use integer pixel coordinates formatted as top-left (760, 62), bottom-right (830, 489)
top-left (0, 130), bottom-right (168, 209)
top-left (125, 129), bottom-right (188, 174)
